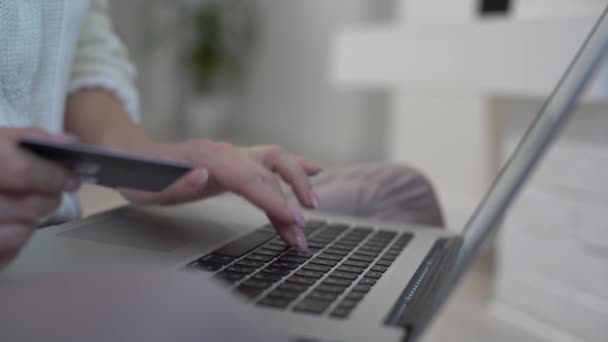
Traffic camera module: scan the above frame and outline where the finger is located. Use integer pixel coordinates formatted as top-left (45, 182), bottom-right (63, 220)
top-left (0, 223), bottom-right (33, 268)
top-left (0, 194), bottom-right (62, 224)
top-left (230, 167), bottom-right (303, 228)
top-left (0, 144), bottom-right (73, 195)
top-left (120, 168), bottom-right (209, 205)
top-left (265, 176), bottom-right (308, 249)
top-left (269, 217), bottom-right (308, 250)
top-left (270, 153), bottom-right (318, 209)
top-left (294, 156), bottom-right (323, 176)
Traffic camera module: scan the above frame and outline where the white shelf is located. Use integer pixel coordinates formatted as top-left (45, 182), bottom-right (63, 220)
top-left (332, 17), bottom-right (608, 100)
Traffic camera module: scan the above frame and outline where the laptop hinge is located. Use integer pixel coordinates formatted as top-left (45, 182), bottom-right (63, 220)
top-left (383, 236), bottom-right (463, 340)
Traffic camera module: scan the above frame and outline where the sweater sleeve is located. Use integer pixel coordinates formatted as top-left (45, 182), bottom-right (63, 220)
top-left (68, 0), bottom-right (140, 122)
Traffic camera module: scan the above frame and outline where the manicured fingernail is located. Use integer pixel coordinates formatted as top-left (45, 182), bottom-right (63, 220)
top-left (311, 192), bottom-right (320, 209)
top-left (199, 169), bottom-right (209, 186)
top-left (291, 207), bottom-right (305, 226)
top-left (64, 177), bottom-right (81, 192)
top-left (293, 228), bottom-right (308, 251)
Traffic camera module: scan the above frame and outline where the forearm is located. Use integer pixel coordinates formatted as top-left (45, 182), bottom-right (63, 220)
top-left (64, 89), bottom-right (152, 150)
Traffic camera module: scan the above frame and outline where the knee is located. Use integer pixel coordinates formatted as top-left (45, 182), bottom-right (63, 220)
top-left (371, 163), bottom-right (445, 227)
top-left (376, 163), bottom-right (435, 197)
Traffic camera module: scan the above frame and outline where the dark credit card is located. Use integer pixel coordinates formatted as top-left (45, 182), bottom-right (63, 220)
top-left (19, 138), bottom-right (193, 192)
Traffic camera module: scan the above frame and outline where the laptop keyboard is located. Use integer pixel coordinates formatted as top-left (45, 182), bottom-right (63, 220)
top-left (187, 220), bottom-right (413, 319)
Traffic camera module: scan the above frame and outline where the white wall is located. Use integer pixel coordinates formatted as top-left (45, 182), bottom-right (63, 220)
top-left (236, 0), bottom-right (389, 164)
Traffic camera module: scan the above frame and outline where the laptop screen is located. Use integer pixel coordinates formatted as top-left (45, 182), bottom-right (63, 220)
top-left (429, 4), bottom-right (608, 333)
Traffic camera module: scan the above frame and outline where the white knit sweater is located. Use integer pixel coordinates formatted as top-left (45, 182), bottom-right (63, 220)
top-left (0, 0), bottom-right (140, 224)
top-left (0, 0), bottom-right (139, 131)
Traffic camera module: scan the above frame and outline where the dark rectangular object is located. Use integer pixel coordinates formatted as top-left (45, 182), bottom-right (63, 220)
top-left (480, 0), bottom-right (510, 15)
top-left (19, 138), bottom-right (193, 192)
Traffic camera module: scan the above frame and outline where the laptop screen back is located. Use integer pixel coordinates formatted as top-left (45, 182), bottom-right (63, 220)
top-left (425, 5), bottom-right (608, 336)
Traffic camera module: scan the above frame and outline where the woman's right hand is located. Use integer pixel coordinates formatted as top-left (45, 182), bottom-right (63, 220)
top-left (0, 127), bottom-right (80, 268)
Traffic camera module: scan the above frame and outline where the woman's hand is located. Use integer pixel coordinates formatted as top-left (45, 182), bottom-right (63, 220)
top-left (0, 127), bottom-right (80, 268)
top-left (119, 139), bottom-right (322, 249)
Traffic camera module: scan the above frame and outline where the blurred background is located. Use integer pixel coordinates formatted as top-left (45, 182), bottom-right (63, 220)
top-left (103, 0), bottom-right (608, 341)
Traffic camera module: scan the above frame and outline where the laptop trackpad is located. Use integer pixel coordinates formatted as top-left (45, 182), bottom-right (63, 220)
top-left (59, 211), bottom-right (205, 252)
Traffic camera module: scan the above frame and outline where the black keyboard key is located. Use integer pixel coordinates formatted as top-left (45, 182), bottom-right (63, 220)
top-left (318, 253), bottom-right (343, 261)
top-left (338, 299), bottom-right (359, 309)
top-left (213, 231), bottom-right (275, 258)
top-left (242, 279), bottom-right (273, 289)
top-left (328, 246), bottom-right (352, 254)
top-left (343, 259), bottom-right (370, 268)
top-left (246, 254), bottom-right (274, 263)
top-left (387, 246), bottom-right (404, 254)
top-left (253, 272), bottom-right (283, 282)
top-left (192, 261), bottom-right (223, 272)
top-left (353, 250), bottom-right (380, 258)
top-left (286, 276), bottom-right (317, 286)
top-left (316, 284), bottom-right (346, 294)
top-left (324, 248), bottom-right (350, 257)
top-left (336, 265), bottom-right (365, 274)
top-left (269, 240), bottom-right (288, 248)
top-left (308, 241), bottom-right (328, 249)
top-left (322, 277), bottom-right (352, 287)
top-left (352, 226), bottom-right (374, 234)
top-left (217, 271), bottom-right (246, 282)
top-left (330, 307), bottom-right (351, 319)
top-left (310, 258), bottom-right (338, 267)
top-left (381, 253), bottom-right (399, 261)
top-left (345, 291), bottom-right (365, 301)
top-left (359, 246), bottom-right (385, 253)
top-left (199, 254), bottom-right (235, 265)
top-left (370, 265), bottom-right (388, 273)
top-left (236, 285), bottom-right (264, 299)
top-left (236, 259), bottom-right (265, 268)
top-left (255, 248), bottom-right (283, 257)
top-left (332, 243), bottom-right (356, 250)
top-left (376, 259), bottom-right (393, 267)
top-left (258, 298), bottom-right (290, 309)
top-left (286, 250), bottom-right (314, 259)
top-left (358, 277), bottom-right (377, 286)
top-left (303, 264), bottom-right (331, 273)
top-left (266, 290), bottom-right (301, 301)
top-left (309, 236), bottom-right (334, 244)
top-left (365, 271), bottom-right (383, 279)
top-left (349, 254), bottom-right (375, 263)
top-left (263, 244), bottom-right (288, 252)
top-left (330, 271), bottom-right (358, 281)
top-left (352, 284), bottom-right (372, 293)
top-left (278, 283), bottom-right (309, 293)
top-left (279, 255), bottom-right (308, 264)
top-left (271, 261), bottom-right (300, 270)
top-left (263, 266), bottom-right (292, 276)
top-left (226, 265), bottom-right (256, 274)
top-left (293, 299), bottom-right (331, 314)
top-left (295, 270), bottom-right (324, 279)
top-left (324, 224), bottom-right (349, 232)
top-left (307, 291), bottom-right (339, 302)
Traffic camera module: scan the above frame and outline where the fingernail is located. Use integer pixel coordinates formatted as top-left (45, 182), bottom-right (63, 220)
top-left (311, 192), bottom-right (320, 209)
top-left (291, 207), bottom-right (305, 226)
top-left (199, 168), bottom-right (209, 186)
top-left (293, 228), bottom-right (309, 251)
top-left (64, 177), bottom-right (81, 192)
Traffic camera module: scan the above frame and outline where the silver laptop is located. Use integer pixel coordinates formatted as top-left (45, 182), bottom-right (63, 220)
top-left (8, 6), bottom-right (608, 342)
